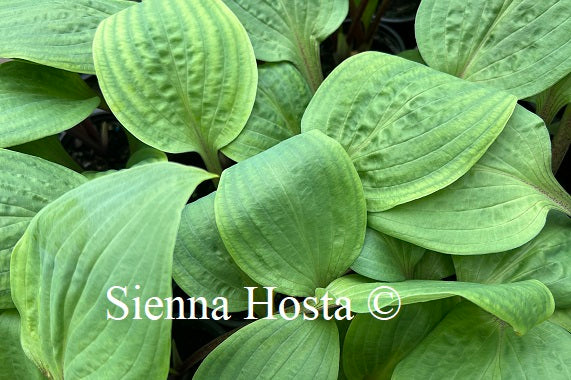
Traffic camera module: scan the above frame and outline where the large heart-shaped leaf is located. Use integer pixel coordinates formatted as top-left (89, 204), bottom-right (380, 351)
top-left (93, 0), bottom-right (257, 173)
top-left (222, 62), bottom-right (312, 162)
top-left (0, 309), bottom-right (45, 379)
top-left (352, 228), bottom-right (454, 282)
top-left (195, 316), bottom-right (339, 380)
top-left (416, 0), bottom-right (571, 99)
top-left (326, 274), bottom-right (554, 335)
top-left (0, 61), bottom-right (100, 148)
top-left (454, 212), bottom-right (571, 308)
top-left (10, 163), bottom-right (215, 379)
top-left (173, 193), bottom-right (256, 312)
top-left (216, 130), bottom-right (367, 296)
top-left (302, 52), bottom-right (517, 211)
top-left (369, 105), bottom-right (571, 254)
top-left (222, 0), bottom-right (348, 91)
top-left (393, 302), bottom-right (571, 379)
top-left (342, 300), bottom-right (455, 380)
top-left (0, 0), bottom-right (133, 73)
top-left (0, 149), bottom-right (87, 309)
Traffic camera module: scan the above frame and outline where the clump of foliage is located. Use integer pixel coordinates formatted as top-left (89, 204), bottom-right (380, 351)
top-left (0, 0), bottom-right (570, 379)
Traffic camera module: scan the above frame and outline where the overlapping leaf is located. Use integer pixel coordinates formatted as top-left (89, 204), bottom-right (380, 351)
top-left (416, 0), bottom-right (571, 99)
top-left (93, 0), bottom-right (257, 173)
top-left (222, 0), bottom-right (348, 91)
top-left (216, 130), bottom-right (366, 296)
top-left (195, 316), bottom-right (339, 380)
top-left (10, 163), bottom-right (214, 379)
top-left (342, 300), bottom-right (455, 380)
top-left (393, 302), bottom-right (571, 379)
top-left (454, 212), bottom-right (571, 308)
top-left (326, 274), bottom-right (554, 335)
top-left (0, 0), bottom-right (133, 73)
top-left (222, 62), bottom-right (312, 162)
top-left (0, 61), bottom-right (100, 148)
top-left (0, 149), bottom-right (86, 309)
top-left (173, 193), bottom-right (256, 312)
top-left (351, 228), bottom-right (454, 282)
top-left (369, 106), bottom-right (571, 254)
top-left (0, 309), bottom-right (44, 379)
top-left (302, 52), bottom-right (517, 211)
top-left (10, 135), bottom-right (82, 172)
top-left (531, 73), bottom-right (571, 124)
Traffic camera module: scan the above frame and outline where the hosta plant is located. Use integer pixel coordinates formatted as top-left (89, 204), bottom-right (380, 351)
top-left (0, 0), bottom-right (570, 379)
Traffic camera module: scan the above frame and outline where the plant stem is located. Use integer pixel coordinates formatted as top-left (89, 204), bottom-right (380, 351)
top-left (364, 0), bottom-right (392, 43)
top-left (298, 40), bottom-right (324, 93)
top-left (552, 105), bottom-right (571, 174)
top-left (201, 149), bottom-right (222, 187)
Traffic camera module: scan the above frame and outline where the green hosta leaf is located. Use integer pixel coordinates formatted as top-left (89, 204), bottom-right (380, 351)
top-left (222, 0), bottom-right (348, 91)
top-left (454, 212), bottom-right (571, 308)
top-left (173, 193), bottom-right (256, 312)
top-left (397, 48), bottom-right (425, 65)
top-left (0, 0), bottom-right (133, 73)
top-left (10, 135), bottom-right (81, 172)
top-left (531, 73), bottom-right (571, 124)
top-left (216, 130), bottom-right (366, 296)
top-left (342, 300), bottom-right (455, 380)
top-left (0, 61), bottom-right (100, 148)
top-left (326, 274), bottom-right (554, 335)
top-left (126, 148), bottom-right (168, 168)
top-left (93, 0), bottom-right (257, 173)
top-left (302, 52), bottom-right (517, 211)
top-left (222, 62), bottom-right (312, 162)
top-left (10, 163), bottom-right (215, 380)
top-left (195, 316), bottom-right (339, 380)
top-left (0, 309), bottom-right (44, 379)
top-left (352, 228), bottom-right (454, 282)
top-left (551, 309), bottom-right (571, 332)
top-left (0, 149), bottom-right (87, 309)
top-left (393, 302), bottom-right (571, 379)
top-left (369, 105), bottom-right (571, 254)
top-left (415, 0), bottom-right (571, 99)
